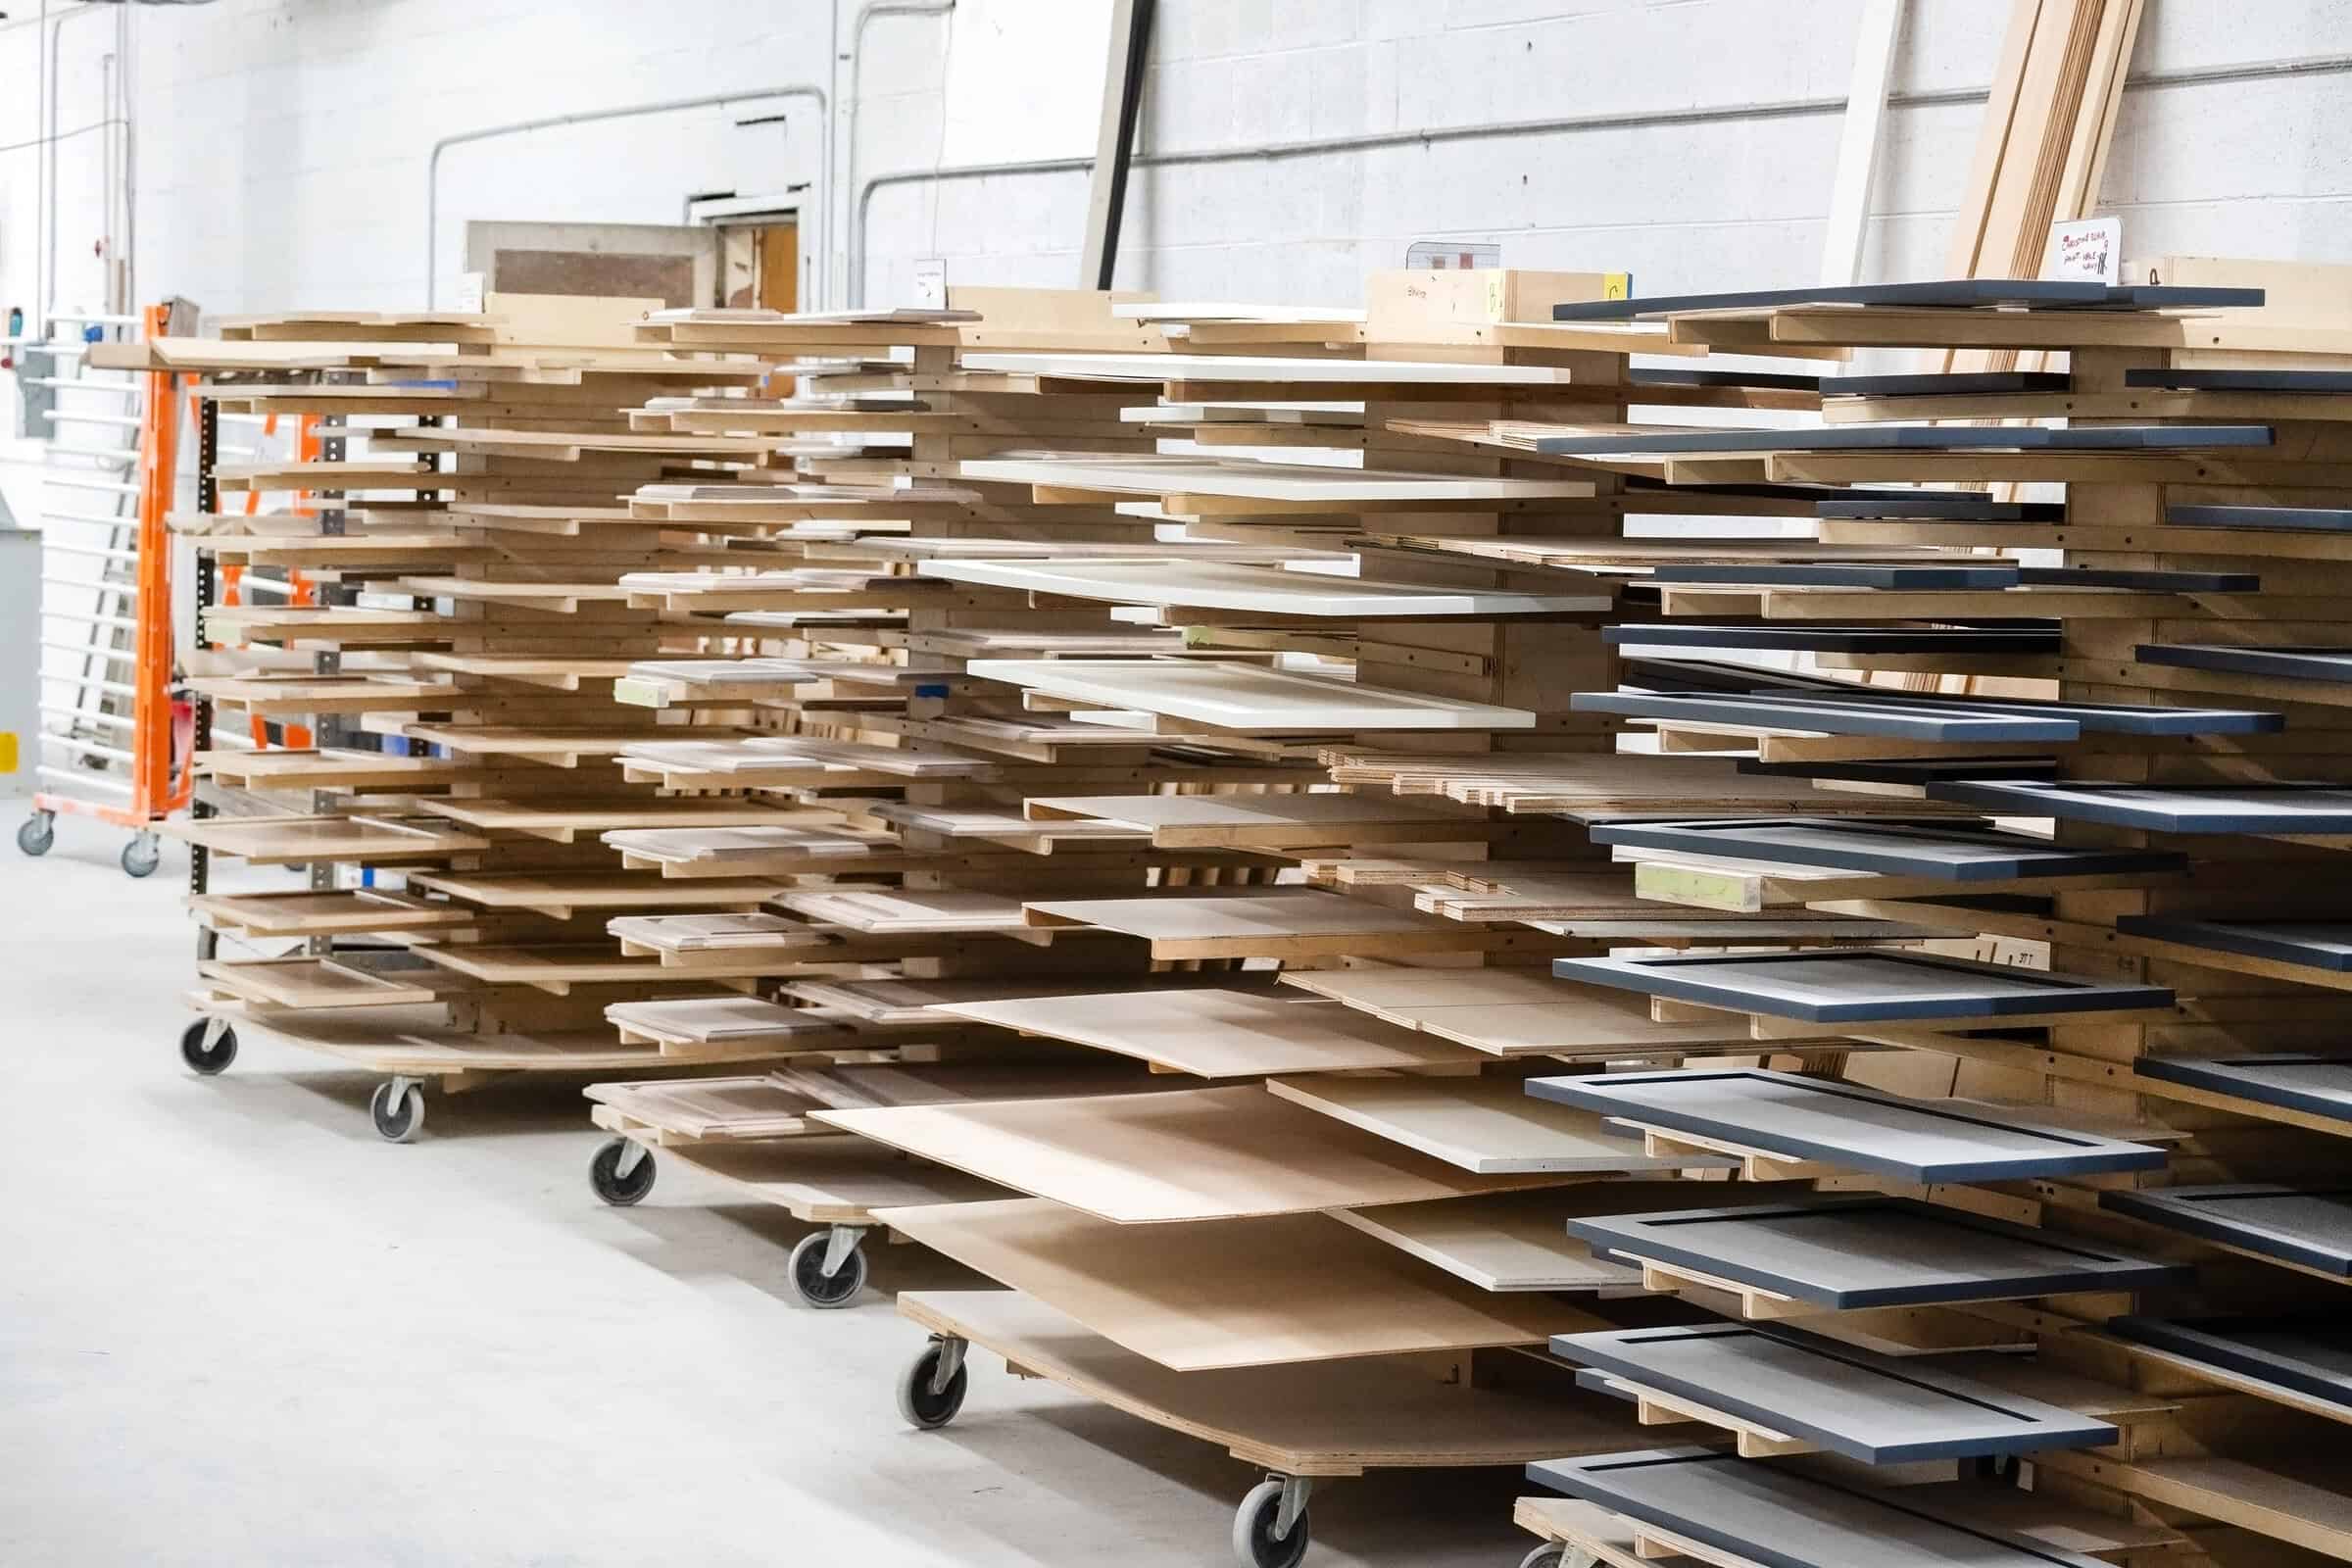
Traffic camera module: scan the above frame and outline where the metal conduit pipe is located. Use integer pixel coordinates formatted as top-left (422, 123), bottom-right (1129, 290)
top-left (849, 52), bottom-right (2352, 307)
top-left (840, 0), bottom-right (958, 307)
top-left (425, 84), bottom-right (828, 307)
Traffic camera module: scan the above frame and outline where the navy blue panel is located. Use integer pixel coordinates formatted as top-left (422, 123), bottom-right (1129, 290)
top-left (1551, 279), bottom-right (2265, 319)
top-left (2017, 567), bottom-right (2260, 591)
top-left (2110, 1316), bottom-right (2352, 1408)
top-left (2103, 1185), bottom-right (2352, 1277)
top-left (1549, 950), bottom-right (2173, 1024)
top-left (1926, 780), bottom-right (2352, 834)
top-left (1629, 367), bottom-right (1824, 392)
top-left (2137, 643), bottom-right (2352, 683)
top-left (2167, 505), bottom-right (2352, 531)
top-left (2128, 368), bottom-right (2352, 391)
top-left (2135, 1051), bottom-right (2352, 1120)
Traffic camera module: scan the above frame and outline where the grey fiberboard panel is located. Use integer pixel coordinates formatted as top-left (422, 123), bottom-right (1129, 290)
top-left (2118, 917), bottom-right (2352, 973)
top-left (1527, 1447), bottom-right (2117, 1568)
top-left (1548, 1324), bottom-right (2116, 1463)
top-left (2128, 368), bottom-right (2352, 392)
top-left (1524, 1067), bottom-right (2166, 1181)
top-left (1551, 950), bottom-right (2174, 1025)
top-left (1573, 690), bottom-right (2081, 742)
top-left (1605, 623), bottom-right (2060, 654)
top-left (1562, 1196), bottom-right (2189, 1308)
top-left (1739, 755), bottom-right (2061, 785)
top-left (1819, 497), bottom-right (2066, 522)
top-left (1927, 780), bottom-right (2352, 834)
top-left (1826, 370), bottom-right (2074, 397)
top-left (1551, 278), bottom-right (2264, 318)
top-left (1589, 817), bottom-right (2183, 882)
top-left (2110, 1316), bottom-right (2352, 1409)
top-left (1534, 423), bottom-right (2271, 457)
top-left (2102, 1184), bottom-right (2352, 1276)
top-left (2136, 1052), bottom-right (2352, 1120)
top-left (2137, 643), bottom-right (2352, 683)
top-left (2168, 505), bottom-right (2352, 531)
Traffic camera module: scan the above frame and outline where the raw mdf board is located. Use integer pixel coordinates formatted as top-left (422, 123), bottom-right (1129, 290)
top-left (2136, 643), bottom-right (2352, 684)
top-left (2112, 1316), bottom-right (2352, 1413)
top-left (2136, 1053), bottom-right (2352, 1121)
top-left (584, 1076), bottom-right (820, 1140)
top-left (916, 558), bottom-right (1611, 616)
top-left (1527, 1067), bottom-right (2168, 1182)
top-left (1276, 965), bottom-right (1811, 1057)
top-left (1551, 1324), bottom-right (2117, 1463)
top-left (1022, 890), bottom-right (1486, 956)
top-left (932, 988), bottom-right (1477, 1076)
top-left (1264, 1075), bottom-right (1738, 1175)
top-left (896, 1289), bottom-right (1647, 1476)
top-left (605, 997), bottom-right (840, 1044)
top-left (2102, 1185), bottom-right (2352, 1277)
top-left (1591, 818), bottom-right (2183, 882)
top-left (812, 1085), bottom-right (1579, 1223)
top-left (662, 1138), bottom-right (1006, 1223)
top-left (1334, 1185), bottom-right (1729, 1294)
top-left (1026, 792), bottom-right (1487, 848)
top-left (1527, 1447), bottom-right (2115, 1568)
top-left (183, 891), bottom-right (474, 937)
top-left (772, 1061), bottom-right (1159, 1112)
top-left (1553, 950), bottom-right (2174, 1024)
top-left (604, 913), bottom-right (828, 953)
top-left (776, 889), bottom-right (1028, 933)
top-left (966, 659), bottom-right (1538, 731)
top-left (961, 456), bottom-right (1595, 506)
top-left (956, 351), bottom-right (1578, 386)
top-left (2119, 916), bottom-right (2352, 974)
top-left (603, 824), bottom-right (896, 864)
top-left (1926, 780), bottom-right (2352, 834)
top-left (782, 973), bottom-right (1275, 1024)
top-left (871, 1198), bottom-right (1604, 1370)
top-left (1564, 1196), bottom-right (2188, 1310)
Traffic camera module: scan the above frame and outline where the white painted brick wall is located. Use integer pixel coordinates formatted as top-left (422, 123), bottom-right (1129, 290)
top-left (0, 0), bottom-right (2348, 322)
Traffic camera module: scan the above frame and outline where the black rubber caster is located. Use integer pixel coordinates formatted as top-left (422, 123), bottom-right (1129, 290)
top-left (588, 1137), bottom-right (657, 1205)
top-left (368, 1080), bottom-right (424, 1143)
top-left (179, 1019), bottom-right (238, 1075)
top-left (121, 835), bottom-right (161, 878)
top-left (17, 814), bottom-right (55, 858)
top-left (788, 1230), bottom-right (868, 1308)
top-left (1234, 1478), bottom-right (1311, 1568)
top-left (896, 1338), bottom-right (968, 1430)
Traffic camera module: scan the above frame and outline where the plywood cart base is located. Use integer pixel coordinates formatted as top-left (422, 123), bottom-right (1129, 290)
top-left (894, 1288), bottom-right (1656, 1568)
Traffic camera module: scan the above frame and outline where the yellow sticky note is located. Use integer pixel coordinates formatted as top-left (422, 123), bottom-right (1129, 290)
top-left (1603, 272), bottom-right (1632, 301)
top-left (0, 732), bottom-right (17, 774)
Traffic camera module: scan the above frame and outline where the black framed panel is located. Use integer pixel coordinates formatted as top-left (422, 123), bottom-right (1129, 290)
top-left (2102, 1184), bottom-right (2352, 1276)
top-left (1825, 371), bottom-right (2073, 397)
top-left (2136, 1051), bottom-right (2352, 1120)
top-left (1550, 950), bottom-right (2175, 1025)
top-left (1819, 497), bottom-right (2066, 522)
top-left (1605, 623), bottom-right (2061, 654)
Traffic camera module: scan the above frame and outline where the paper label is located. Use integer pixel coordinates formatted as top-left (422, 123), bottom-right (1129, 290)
top-left (2045, 218), bottom-right (2122, 284)
top-left (910, 258), bottom-right (948, 310)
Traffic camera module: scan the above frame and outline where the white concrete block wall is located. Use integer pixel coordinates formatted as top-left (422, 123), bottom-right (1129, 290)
top-left (0, 0), bottom-right (2346, 324)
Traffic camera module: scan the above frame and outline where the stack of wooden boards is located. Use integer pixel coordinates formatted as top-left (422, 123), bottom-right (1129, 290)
top-left (153, 275), bottom-right (2352, 1567)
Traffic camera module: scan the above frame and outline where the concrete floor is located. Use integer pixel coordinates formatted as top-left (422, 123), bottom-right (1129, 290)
top-left (1, 829), bottom-right (1537, 1567)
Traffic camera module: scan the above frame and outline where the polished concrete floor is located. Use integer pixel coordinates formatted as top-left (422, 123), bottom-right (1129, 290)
top-left (0, 827), bottom-right (1535, 1566)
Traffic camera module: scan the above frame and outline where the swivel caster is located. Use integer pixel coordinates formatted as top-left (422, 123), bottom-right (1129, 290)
top-left (121, 833), bottom-right (161, 879)
top-left (16, 812), bottom-right (55, 858)
top-left (896, 1335), bottom-right (969, 1430)
top-left (1517, 1547), bottom-right (1576, 1568)
top-left (179, 1018), bottom-right (238, 1076)
top-left (368, 1078), bottom-right (425, 1144)
top-left (788, 1225), bottom-right (868, 1308)
top-left (588, 1137), bottom-right (657, 1205)
top-left (1234, 1476), bottom-right (1312, 1568)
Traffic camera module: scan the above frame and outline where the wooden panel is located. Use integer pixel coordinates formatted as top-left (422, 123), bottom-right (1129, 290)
top-left (871, 1198), bottom-right (1606, 1369)
top-left (966, 659), bottom-right (1538, 731)
top-left (1265, 1074), bottom-right (1738, 1174)
top-left (934, 988), bottom-right (1477, 1076)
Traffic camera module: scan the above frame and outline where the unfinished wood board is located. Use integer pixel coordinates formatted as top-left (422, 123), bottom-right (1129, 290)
top-left (967, 659), bottom-right (1537, 731)
top-left (896, 1288), bottom-right (1648, 1477)
top-left (770, 1061), bottom-right (1160, 1111)
top-left (956, 352), bottom-right (1577, 386)
top-left (1553, 1323), bottom-right (2118, 1463)
top-left (813, 1085), bottom-right (1583, 1223)
top-left (1553, 950), bottom-right (2174, 1024)
top-left (660, 1137), bottom-right (1008, 1223)
top-left (1265, 1075), bottom-right (1739, 1175)
top-left (1021, 890), bottom-right (1506, 958)
top-left (932, 988), bottom-right (1478, 1076)
top-left (918, 557), bottom-right (1610, 615)
top-left (1530, 1446), bottom-right (2119, 1568)
top-left (605, 997), bottom-right (848, 1045)
top-left (1025, 792), bottom-right (1488, 848)
top-left (1563, 1195), bottom-right (2189, 1310)
top-left (872, 1198), bottom-right (1606, 1370)
top-left (183, 890), bottom-right (474, 937)
top-left (1331, 1189), bottom-right (1690, 1293)
top-left (2037, 1452), bottom-right (2352, 1563)
top-left (583, 1076), bottom-right (822, 1141)
top-left (774, 889), bottom-right (1031, 934)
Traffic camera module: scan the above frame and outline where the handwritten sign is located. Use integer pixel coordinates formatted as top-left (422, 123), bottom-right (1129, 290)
top-left (2044, 218), bottom-right (2121, 284)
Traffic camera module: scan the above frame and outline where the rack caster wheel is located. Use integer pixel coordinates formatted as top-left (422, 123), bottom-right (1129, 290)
top-left (588, 1137), bottom-right (657, 1205)
top-left (789, 1226), bottom-right (869, 1308)
top-left (896, 1335), bottom-right (969, 1430)
top-left (1517, 1547), bottom-right (1573, 1568)
top-left (1234, 1477), bottom-right (1312, 1568)
top-left (368, 1079), bottom-right (425, 1143)
top-left (179, 1019), bottom-right (238, 1076)
top-left (17, 812), bottom-right (55, 858)
top-left (121, 834), bottom-right (161, 879)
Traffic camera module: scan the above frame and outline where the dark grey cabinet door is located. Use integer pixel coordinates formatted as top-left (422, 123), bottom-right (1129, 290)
top-left (1926, 780), bottom-right (2352, 834)
top-left (2136, 644), bottom-right (2352, 684)
top-left (1526, 1447), bottom-right (2117, 1568)
top-left (2103, 1185), bottom-right (2352, 1276)
top-left (2111, 1316), bottom-right (2352, 1409)
top-left (1563, 1195), bottom-right (2189, 1308)
top-left (1526, 1067), bottom-right (2165, 1182)
top-left (2119, 917), bottom-right (2352, 973)
top-left (1551, 949), bottom-right (2174, 1025)
top-left (1592, 817), bottom-right (2181, 881)
top-left (2136, 1051), bottom-right (2352, 1119)
top-left (1550, 1323), bottom-right (2115, 1463)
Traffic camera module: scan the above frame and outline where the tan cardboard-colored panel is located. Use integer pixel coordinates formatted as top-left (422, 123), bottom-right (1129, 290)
top-left (933, 988), bottom-right (1475, 1076)
top-left (1265, 1074), bottom-right (1740, 1174)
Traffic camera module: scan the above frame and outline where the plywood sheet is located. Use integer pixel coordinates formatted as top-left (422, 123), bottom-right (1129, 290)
top-left (873, 1198), bottom-right (1604, 1369)
top-left (663, 1138), bottom-right (1007, 1223)
top-left (933, 988), bottom-right (1475, 1076)
top-left (1280, 964), bottom-right (1820, 1058)
top-left (919, 557), bottom-right (1609, 616)
top-left (1027, 791), bottom-right (1486, 848)
top-left (1266, 1075), bottom-right (1739, 1174)
top-left (967, 659), bottom-right (1537, 731)
top-left (1333, 1189), bottom-right (1678, 1293)
top-left (815, 1085), bottom-right (1582, 1222)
